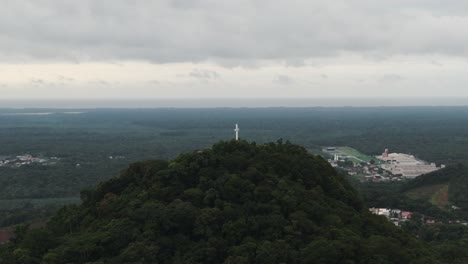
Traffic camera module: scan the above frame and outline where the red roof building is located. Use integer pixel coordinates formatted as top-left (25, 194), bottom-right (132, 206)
top-left (401, 211), bottom-right (412, 219)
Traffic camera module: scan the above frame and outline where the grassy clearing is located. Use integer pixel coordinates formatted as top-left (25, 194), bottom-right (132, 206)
top-left (405, 184), bottom-right (449, 209)
top-left (405, 184), bottom-right (448, 203)
top-left (431, 185), bottom-right (449, 208)
top-left (337, 146), bottom-right (375, 163)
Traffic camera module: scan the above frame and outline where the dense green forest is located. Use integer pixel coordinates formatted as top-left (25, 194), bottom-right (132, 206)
top-left (2, 140), bottom-right (459, 264)
top-left (352, 163), bottom-right (468, 250)
top-left (2, 107), bottom-right (468, 199)
top-left (402, 164), bottom-right (468, 210)
top-left (2, 107), bottom-right (468, 227)
top-left (359, 164), bottom-right (468, 217)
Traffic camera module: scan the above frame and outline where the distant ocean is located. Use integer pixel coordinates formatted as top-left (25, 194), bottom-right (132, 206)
top-left (1, 98), bottom-right (468, 108)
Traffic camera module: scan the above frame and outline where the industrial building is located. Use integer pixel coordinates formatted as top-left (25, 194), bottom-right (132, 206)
top-left (377, 150), bottom-right (443, 178)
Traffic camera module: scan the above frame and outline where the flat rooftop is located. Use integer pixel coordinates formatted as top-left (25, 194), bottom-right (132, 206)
top-left (377, 152), bottom-right (440, 178)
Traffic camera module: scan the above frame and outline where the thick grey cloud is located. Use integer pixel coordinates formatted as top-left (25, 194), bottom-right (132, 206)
top-left (1, 0), bottom-right (468, 64)
top-left (274, 75), bottom-right (293, 85)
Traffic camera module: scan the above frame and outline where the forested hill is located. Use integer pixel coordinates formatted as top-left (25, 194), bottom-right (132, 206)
top-left (402, 164), bottom-right (468, 209)
top-left (0, 141), bottom-right (445, 263)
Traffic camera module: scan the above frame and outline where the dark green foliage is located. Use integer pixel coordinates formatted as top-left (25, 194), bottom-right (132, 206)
top-left (359, 164), bottom-right (468, 221)
top-left (358, 164), bottom-right (468, 262)
top-left (3, 107), bottom-right (468, 228)
top-left (2, 107), bottom-right (468, 202)
top-left (447, 168), bottom-right (468, 210)
top-left (1, 141), bottom-right (439, 263)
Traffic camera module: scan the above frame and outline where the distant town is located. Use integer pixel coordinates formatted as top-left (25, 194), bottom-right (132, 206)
top-left (369, 207), bottom-right (468, 227)
top-left (323, 146), bottom-right (445, 182)
top-left (0, 154), bottom-right (59, 168)
top-left (369, 208), bottom-right (413, 226)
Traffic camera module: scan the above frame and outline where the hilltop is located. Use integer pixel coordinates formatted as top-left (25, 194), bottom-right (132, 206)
top-left (0, 140), bottom-right (448, 263)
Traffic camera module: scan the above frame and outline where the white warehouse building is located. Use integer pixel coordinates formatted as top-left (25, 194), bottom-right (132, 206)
top-left (377, 151), bottom-right (442, 178)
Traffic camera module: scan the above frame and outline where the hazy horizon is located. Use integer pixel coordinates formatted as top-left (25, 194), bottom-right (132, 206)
top-left (2, 97), bottom-right (468, 109)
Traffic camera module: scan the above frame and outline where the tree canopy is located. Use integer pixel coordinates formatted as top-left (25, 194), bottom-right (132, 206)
top-left (0, 140), bottom-right (447, 263)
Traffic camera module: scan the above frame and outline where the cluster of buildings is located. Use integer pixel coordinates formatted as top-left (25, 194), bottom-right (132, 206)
top-left (0, 154), bottom-right (58, 168)
top-left (377, 149), bottom-right (445, 178)
top-left (334, 160), bottom-right (397, 182)
top-left (370, 208), bottom-right (468, 226)
top-left (369, 208), bottom-right (413, 226)
top-left (325, 147), bottom-right (445, 182)
top-left (350, 164), bottom-right (395, 182)
top-left (325, 147), bottom-right (397, 182)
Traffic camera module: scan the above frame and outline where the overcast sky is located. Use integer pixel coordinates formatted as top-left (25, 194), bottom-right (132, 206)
top-left (1, 0), bottom-right (468, 100)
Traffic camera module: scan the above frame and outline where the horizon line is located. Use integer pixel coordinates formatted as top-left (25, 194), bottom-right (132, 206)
top-left (1, 97), bottom-right (468, 109)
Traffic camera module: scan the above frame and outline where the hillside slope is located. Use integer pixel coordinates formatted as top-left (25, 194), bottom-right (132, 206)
top-left (402, 164), bottom-right (468, 209)
top-left (1, 140), bottom-right (439, 263)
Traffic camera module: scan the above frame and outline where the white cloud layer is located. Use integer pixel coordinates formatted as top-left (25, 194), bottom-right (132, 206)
top-left (1, 0), bottom-right (468, 99)
top-left (2, 0), bottom-right (468, 62)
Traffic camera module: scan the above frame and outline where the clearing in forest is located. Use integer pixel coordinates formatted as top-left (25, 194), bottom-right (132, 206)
top-left (336, 146), bottom-right (375, 163)
top-left (405, 184), bottom-right (449, 208)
